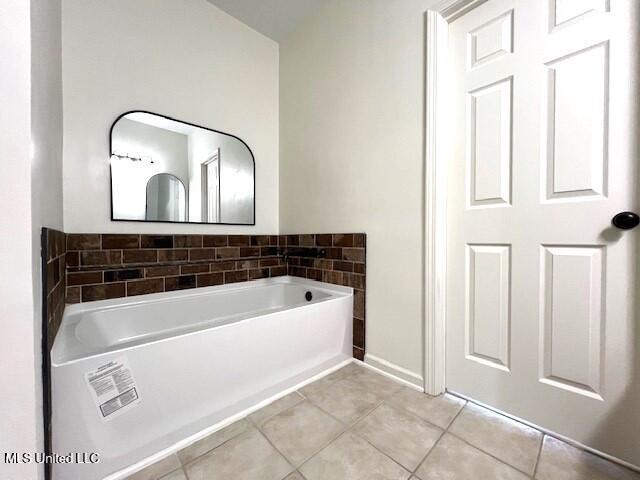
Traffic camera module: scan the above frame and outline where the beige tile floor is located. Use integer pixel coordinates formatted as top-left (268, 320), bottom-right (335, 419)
top-left (126, 363), bottom-right (640, 480)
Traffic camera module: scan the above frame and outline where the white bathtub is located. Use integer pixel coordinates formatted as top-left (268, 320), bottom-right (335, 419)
top-left (51, 276), bottom-right (353, 480)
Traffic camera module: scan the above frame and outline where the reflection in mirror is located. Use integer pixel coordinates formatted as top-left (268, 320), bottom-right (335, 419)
top-left (110, 111), bottom-right (255, 224)
top-left (146, 173), bottom-right (186, 222)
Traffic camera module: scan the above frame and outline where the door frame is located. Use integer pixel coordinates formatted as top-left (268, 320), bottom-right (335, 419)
top-left (201, 148), bottom-right (221, 223)
top-left (423, 0), bottom-right (488, 395)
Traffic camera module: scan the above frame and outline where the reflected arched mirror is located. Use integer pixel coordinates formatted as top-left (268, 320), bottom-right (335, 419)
top-left (146, 173), bottom-right (186, 222)
top-left (109, 111), bottom-right (255, 224)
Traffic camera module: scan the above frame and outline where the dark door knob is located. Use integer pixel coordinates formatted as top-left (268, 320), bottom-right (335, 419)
top-left (612, 211), bottom-right (640, 230)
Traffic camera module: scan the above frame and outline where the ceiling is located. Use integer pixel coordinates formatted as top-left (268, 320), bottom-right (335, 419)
top-left (206, 0), bottom-right (322, 42)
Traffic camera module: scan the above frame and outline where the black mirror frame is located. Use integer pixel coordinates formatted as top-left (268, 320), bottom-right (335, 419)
top-left (109, 110), bottom-right (256, 226)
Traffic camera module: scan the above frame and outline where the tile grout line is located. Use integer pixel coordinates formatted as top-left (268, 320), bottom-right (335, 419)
top-left (444, 429), bottom-right (538, 477)
top-left (410, 398), bottom-right (468, 477)
top-left (257, 399), bottom-right (347, 471)
top-left (532, 433), bottom-right (546, 479)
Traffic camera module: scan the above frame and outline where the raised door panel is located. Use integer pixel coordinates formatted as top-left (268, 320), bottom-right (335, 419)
top-left (466, 244), bottom-right (511, 370)
top-left (549, 0), bottom-right (610, 31)
top-left (468, 10), bottom-right (514, 68)
top-left (468, 77), bottom-right (513, 207)
top-left (540, 246), bottom-right (604, 399)
top-left (542, 42), bottom-right (609, 202)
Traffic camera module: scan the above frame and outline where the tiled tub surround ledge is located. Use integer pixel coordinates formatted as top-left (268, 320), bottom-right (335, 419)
top-left (52, 276), bottom-right (353, 480)
top-left (62, 232), bottom-right (366, 358)
top-left (124, 361), bottom-right (640, 480)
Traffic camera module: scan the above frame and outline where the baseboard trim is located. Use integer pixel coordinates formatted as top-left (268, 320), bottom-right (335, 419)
top-left (363, 354), bottom-right (423, 391)
top-left (449, 390), bottom-right (640, 474)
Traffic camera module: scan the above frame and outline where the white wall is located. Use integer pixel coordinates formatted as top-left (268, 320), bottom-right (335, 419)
top-left (62, 0), bottom-right (278, 233)
top-left (280, 0), bottom-right (432, 379)
top-left (0, 0), bottom-right (63, 478)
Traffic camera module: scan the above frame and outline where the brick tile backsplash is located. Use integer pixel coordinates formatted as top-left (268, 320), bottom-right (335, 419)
top-left (46, 232), bottom-right (366, 361)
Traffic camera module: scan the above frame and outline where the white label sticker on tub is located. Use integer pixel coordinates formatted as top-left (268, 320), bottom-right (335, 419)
top-left (85, 356), bottom-right (141, 421)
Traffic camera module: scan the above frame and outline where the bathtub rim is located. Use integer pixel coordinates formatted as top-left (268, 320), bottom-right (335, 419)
top-left (52, 276), bottom-right (353, 366)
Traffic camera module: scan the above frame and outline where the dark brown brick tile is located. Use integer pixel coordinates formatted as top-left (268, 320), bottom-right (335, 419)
top-left (333, 234), bottom-right (354, 247)
top-left (197, 272), bottom-right (223, 287)
top-left (104, 268), bottom-right (144, 282)
top-left (300, 234), bottom-right (315, 246)
top-left (259, 258), bottom-right (281, 267)
top-left (122, 249), bottom-right (157, 264)
top-left (210, 261), bottom-right (236, 272)
top-left (189, 248), bottom-right (216, 261)
top-left (145, 265), bottom-right (180, 277)
top-left (333, 261), bottom-right (353, 272)
top-left (324, 247), bottom-right (343, 260)
top-left (181, 264), bottom-right (209, 274)
top-left (46, 229), bottom-right (65, 260)
top-left (286, 235), bottom-right (299, 246)
top-left (217, 247), bottom-right (240, 259)
top-left (240, 247), bottom-right (260, 258)
top-left (102, 234), bottom-right (139, 249)
top-left (228, 235), bottom-right (250, 246)
top-left (260, 246), bottom-right (279, 256)
top-left (278, 235), bottom-right (286, 246)
top-left (203, 235), bottom-right (228, 247)
top-left (82, 283), bottom-right (125, 301)
top-left (66, 251), bottom-right (80, 267)
top-left (354, 289), bottom-right (365, 319)
top-left (67, 271), bottom-right (103, 286)
top-left (67, 234), bottom-right (100, 250)
top-left (250, 235), bottom-right (271, 246)
top-left (249, 268), bottom-right (270, 280)
top-left (343, 248), bottom-right (365, 263)
top-left (343, 273), bottom-right (365, 289)
top-left (47, 258), bottom-right (60, 288)
top-left (314, 259), bottom-right (333, 270)
top-left (81, 250), bottom-right (122, 266)
top-left (306, 268), bottom-right (322, 281)
top-left (66, 287), bottom-right (81, 304)
top-left (354, 263), bottom-right (366, 274)
top-left (289, 266), bottom-right (307, 277)
top-left (354, 233), bottom-right (366, 248)
top-left (237, 259), bottom-right (259, 269)
top-left (165, 275), bottom-right (196, 291)
top-left (158, 249), bottom-right (188, 262)
top-left (270, 266), bottom-right (287, 277)
top-left (353, 318), bottom-right (365, 349)
top-left (300, 258), bottom-right (314, 268)
top-left (225, 270), bottom-right (248, 284)
top-left (141, 235), bottom-right (173, 249)
top-left (353, 347), bottom-right (364, 361)
top-left (127, 278), bottom-right (164, 296)
top-left (175, 235), bottom-right (203, 248)
top-left (322, 270), bottom-right (343, 285)
top-left (315, 234), bottom-right (333, 246)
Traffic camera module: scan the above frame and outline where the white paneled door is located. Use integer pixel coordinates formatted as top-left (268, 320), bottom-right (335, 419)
top-left (446, 0), bottom-right (640, 467)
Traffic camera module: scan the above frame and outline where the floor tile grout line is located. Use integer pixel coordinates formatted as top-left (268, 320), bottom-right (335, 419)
top-left (444, 399), bottom-right (543, 477)
top-left (178, 419), bottom-right (254, 470)
top-left (532, 433), bottom-right (546, 479)
top-left (406, 398), bottom-right (467, 475)
top-left (254, 428), bottom-right (298, 476)
top-left (445, 429), bottom-right (537, 477)
top-left (410, 429), bottom-right (447, 477)
top-left (250, 392), bottom-right (305, 428)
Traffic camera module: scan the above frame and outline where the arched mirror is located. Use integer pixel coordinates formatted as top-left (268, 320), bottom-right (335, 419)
top-left (145, 173), bottom-right (187, 222)
top-left (110, 111), bottom-right (255, 224)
